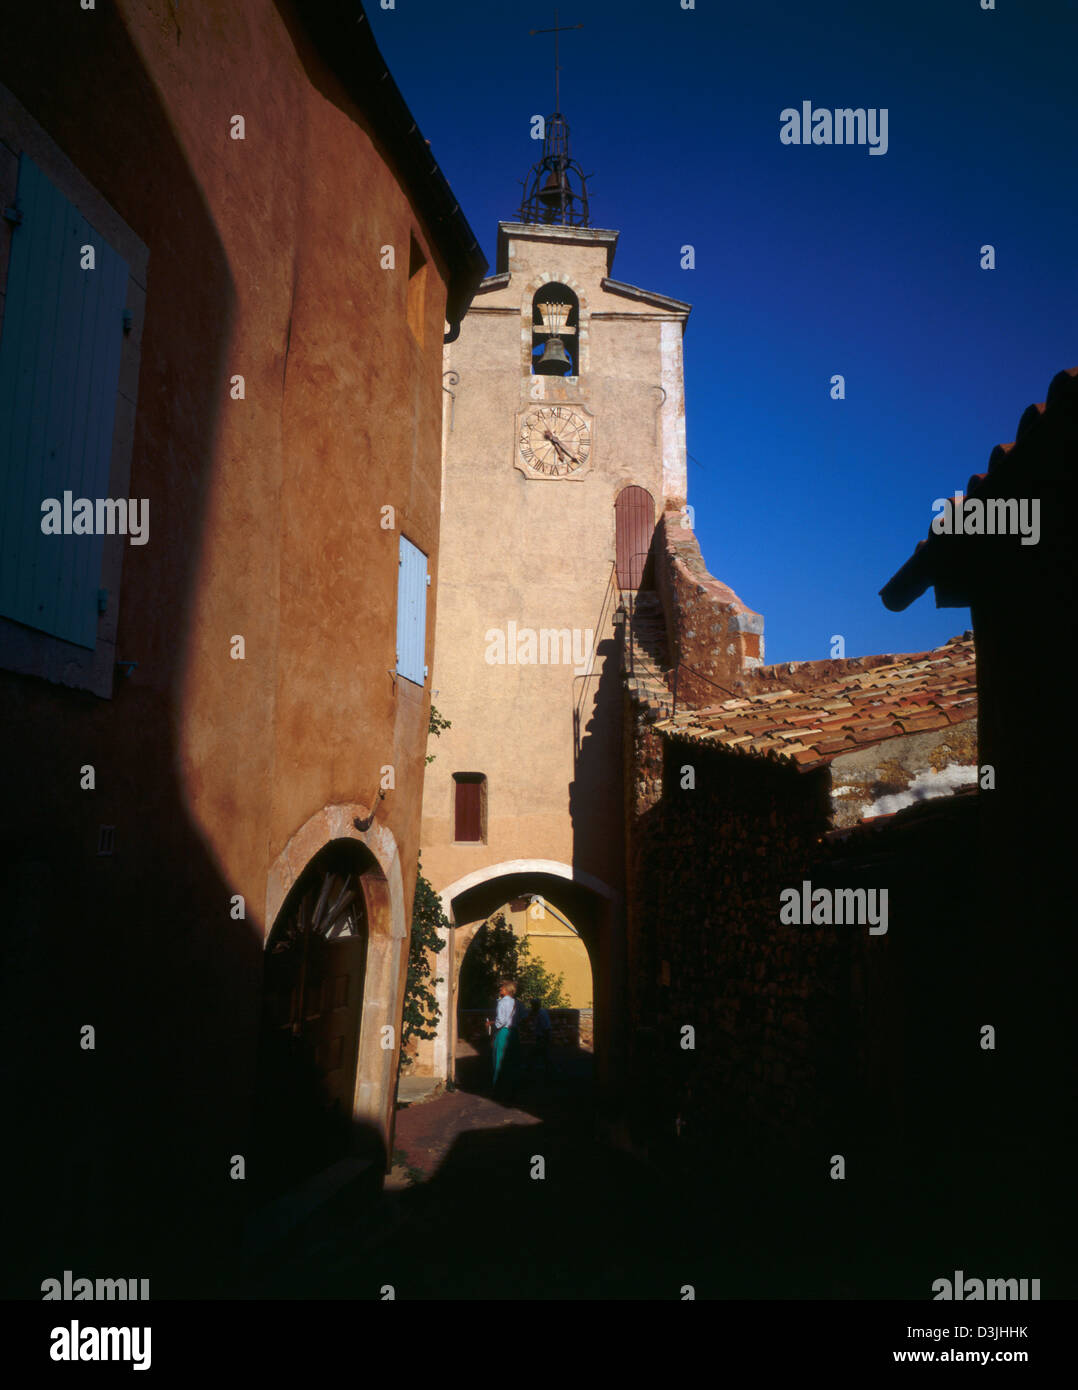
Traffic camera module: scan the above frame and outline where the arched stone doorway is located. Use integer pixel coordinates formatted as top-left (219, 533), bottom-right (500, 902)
top-left (260, 804), bottom-right (408, 1173)
top-left (253, 839), bottom-right (377, 1200)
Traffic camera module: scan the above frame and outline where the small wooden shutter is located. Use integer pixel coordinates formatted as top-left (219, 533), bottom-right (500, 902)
top-left (0, 154), bottom-right (129, 648)
top-left (396, 534), bottom-right (428, 685)
top-left (454, 777), bottom-right (482, 842)
top-left (614, 485), bottom-right (655, 592)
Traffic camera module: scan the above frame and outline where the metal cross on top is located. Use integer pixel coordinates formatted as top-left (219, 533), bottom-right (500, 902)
top-left (529, 9), bottom-right (583, 114)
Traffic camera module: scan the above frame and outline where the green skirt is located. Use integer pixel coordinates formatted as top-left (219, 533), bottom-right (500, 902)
top-left (492, 1025), bottom-right (521, 1087)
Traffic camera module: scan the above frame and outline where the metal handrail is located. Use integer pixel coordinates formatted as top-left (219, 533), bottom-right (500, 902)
top-left (572, 561), bottom-right (619, 758)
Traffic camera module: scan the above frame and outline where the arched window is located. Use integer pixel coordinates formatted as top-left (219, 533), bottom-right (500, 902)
top-left (615, 486), bottom-right (656, 591)
top-left (531, 283), bottom-right (579, 377)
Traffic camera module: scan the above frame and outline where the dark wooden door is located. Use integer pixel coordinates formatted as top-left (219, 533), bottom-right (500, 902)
top-left (615, 486), bottom-right (655, 591)
top-left (257, 861), bottom-right (369, 1194)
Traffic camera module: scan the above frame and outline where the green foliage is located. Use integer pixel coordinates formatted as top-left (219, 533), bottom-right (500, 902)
top-left (459, 911), bottom-right (569, 1011)
top-left (400, 859), bottom-right (447, 1068)
top-left (426, 703), bottom-right (451, 764)
top-left (518, 955), bottom-right (569, 1011)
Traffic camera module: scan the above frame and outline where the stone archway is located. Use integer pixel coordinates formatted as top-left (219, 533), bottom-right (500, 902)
top-left (255, 839), bottom-right (374, 1198)
top-left (262, 804), bottom-right (407, 1174)
top-left (454, 891), bottom-right (595, 1091)
top-left (424, 860), bottom-right (619, 1087)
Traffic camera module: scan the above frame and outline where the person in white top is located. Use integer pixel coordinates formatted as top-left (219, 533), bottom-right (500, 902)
top-left (491, 978), bottom-right (523, 1097)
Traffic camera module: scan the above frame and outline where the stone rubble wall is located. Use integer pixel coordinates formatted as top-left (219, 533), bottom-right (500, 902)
top-left (458, 1008), bottom-right (594, 1053)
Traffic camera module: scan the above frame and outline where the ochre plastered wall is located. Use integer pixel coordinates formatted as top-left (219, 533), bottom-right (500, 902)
top-left (1, 0), bottom-right (454, 1285)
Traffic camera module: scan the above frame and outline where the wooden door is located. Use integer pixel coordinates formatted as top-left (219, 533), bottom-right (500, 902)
top-left (615, 486), bottom-right (655, 592)
top-left (259, 861), bottom-right (369, 1190)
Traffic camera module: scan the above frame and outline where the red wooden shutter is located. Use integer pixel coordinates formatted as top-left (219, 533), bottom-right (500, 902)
top-left (615, 486), bottom-right (656, 591)
top-left (455, 778), bottom-right (482, 842)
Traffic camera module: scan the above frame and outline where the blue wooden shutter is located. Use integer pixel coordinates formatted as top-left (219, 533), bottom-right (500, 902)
top-left (396, 535), bottom-right (428, 685)
top-left (0, 154), bottom-right (129, 649)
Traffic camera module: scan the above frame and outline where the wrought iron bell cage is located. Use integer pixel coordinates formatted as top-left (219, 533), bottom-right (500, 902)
top-left (517, 113), bottom-right (591, 227)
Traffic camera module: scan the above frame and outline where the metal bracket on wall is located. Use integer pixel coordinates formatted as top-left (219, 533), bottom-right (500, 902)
top-left (443, 370), bottom-right (460, 431)
top-left (353, 787), bottom-right (386, 834)
top-left (651, 385), bottom-right (667, 445)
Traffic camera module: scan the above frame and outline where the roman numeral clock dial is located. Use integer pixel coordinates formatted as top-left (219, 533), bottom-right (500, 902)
top-left (517, 405), bottom-right (593, 480)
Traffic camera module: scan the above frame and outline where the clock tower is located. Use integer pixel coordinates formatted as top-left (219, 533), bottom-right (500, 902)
top-left (416, 108), bottom-right (691, 1089)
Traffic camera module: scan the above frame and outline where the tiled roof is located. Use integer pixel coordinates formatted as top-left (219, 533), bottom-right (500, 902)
top-left (651, 634), bottom-right (976, 772)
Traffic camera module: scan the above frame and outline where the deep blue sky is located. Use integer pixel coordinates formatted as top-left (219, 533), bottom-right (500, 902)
top-left (371, 0), bottom-right (1077, 664)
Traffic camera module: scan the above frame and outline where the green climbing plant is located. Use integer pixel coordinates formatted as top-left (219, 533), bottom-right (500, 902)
top-left (426, 703), bottom-right (451, 763)
top-left (400, 859), bottom-right (448, 1069)
top-left (400, 700), bottom-right (451, 1069)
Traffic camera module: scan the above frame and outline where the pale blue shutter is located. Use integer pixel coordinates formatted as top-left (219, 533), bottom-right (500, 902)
top-left (396, 535), bottom-right (428, 685)
top-left (0, 153), bottom-right (129, 649)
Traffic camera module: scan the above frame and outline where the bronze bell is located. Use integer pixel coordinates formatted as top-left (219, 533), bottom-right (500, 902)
top-left (538, 169), bottom-right (568, 209)
top-left (535, 336), bottom-right (572, 375)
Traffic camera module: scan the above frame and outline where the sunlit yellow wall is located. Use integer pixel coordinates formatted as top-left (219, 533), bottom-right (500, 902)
top-left (500, 901), bottom-right (592, 1009)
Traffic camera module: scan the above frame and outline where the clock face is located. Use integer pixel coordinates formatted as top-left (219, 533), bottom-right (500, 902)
top-left (518, 406), bottom-right (592, 478)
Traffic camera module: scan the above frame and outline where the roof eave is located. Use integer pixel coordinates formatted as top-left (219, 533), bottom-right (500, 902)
top-left (289, 1), bottom-right (487, 331)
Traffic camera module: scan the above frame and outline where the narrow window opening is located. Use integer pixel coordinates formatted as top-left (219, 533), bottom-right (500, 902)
top-left (453, 773), bottom-right (487, 843)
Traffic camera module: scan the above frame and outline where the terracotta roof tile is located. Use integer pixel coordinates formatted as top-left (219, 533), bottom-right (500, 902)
top-left (652, 634), bottom-right (977, 772)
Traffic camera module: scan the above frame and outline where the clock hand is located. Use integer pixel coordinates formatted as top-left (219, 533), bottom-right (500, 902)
top-left (543, 430), bottom-right (580, 465)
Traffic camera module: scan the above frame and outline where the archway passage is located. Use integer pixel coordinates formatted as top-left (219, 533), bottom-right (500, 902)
top-left (252, 839), bottom-right (373, 1200)
top-left (452, 883), bottom-right (597, 1101)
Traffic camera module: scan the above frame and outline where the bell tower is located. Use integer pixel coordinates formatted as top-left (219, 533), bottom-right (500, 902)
top-left (416, 29), bottom-right (693, 1090)
top-left (517, 10), bottom-right (589, 229)
top-left (517, 112), bottom-right (591, 230)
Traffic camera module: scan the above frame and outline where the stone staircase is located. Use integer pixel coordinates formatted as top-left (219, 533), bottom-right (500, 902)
top-left (621, 590), bottom-right (676, 719)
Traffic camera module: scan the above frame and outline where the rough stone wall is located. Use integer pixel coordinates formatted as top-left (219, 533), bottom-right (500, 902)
top-left (829, 721), bottom-right (978, 828)
top-left (624, 679), bottom-right (991, 1168)
top-left (458, 1007), bottom-right (594, 1052)
top-left (625, 730), bottom-right (844, 1155)
top-left (652, 513), bottom-right (765, 704)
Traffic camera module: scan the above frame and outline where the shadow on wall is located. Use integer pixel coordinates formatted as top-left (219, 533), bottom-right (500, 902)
top-left (570, 630), bottom-right (625, 893)
top-left (0, 4), bottom-right (270, 1300)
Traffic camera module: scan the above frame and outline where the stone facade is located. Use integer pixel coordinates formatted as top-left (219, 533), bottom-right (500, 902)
top-left (418, 218), bottom-right (693, 1088)
top-left (626, 721), bottom-right (842, 1152)
top-left (654, 512), bottom-right (765, 703)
